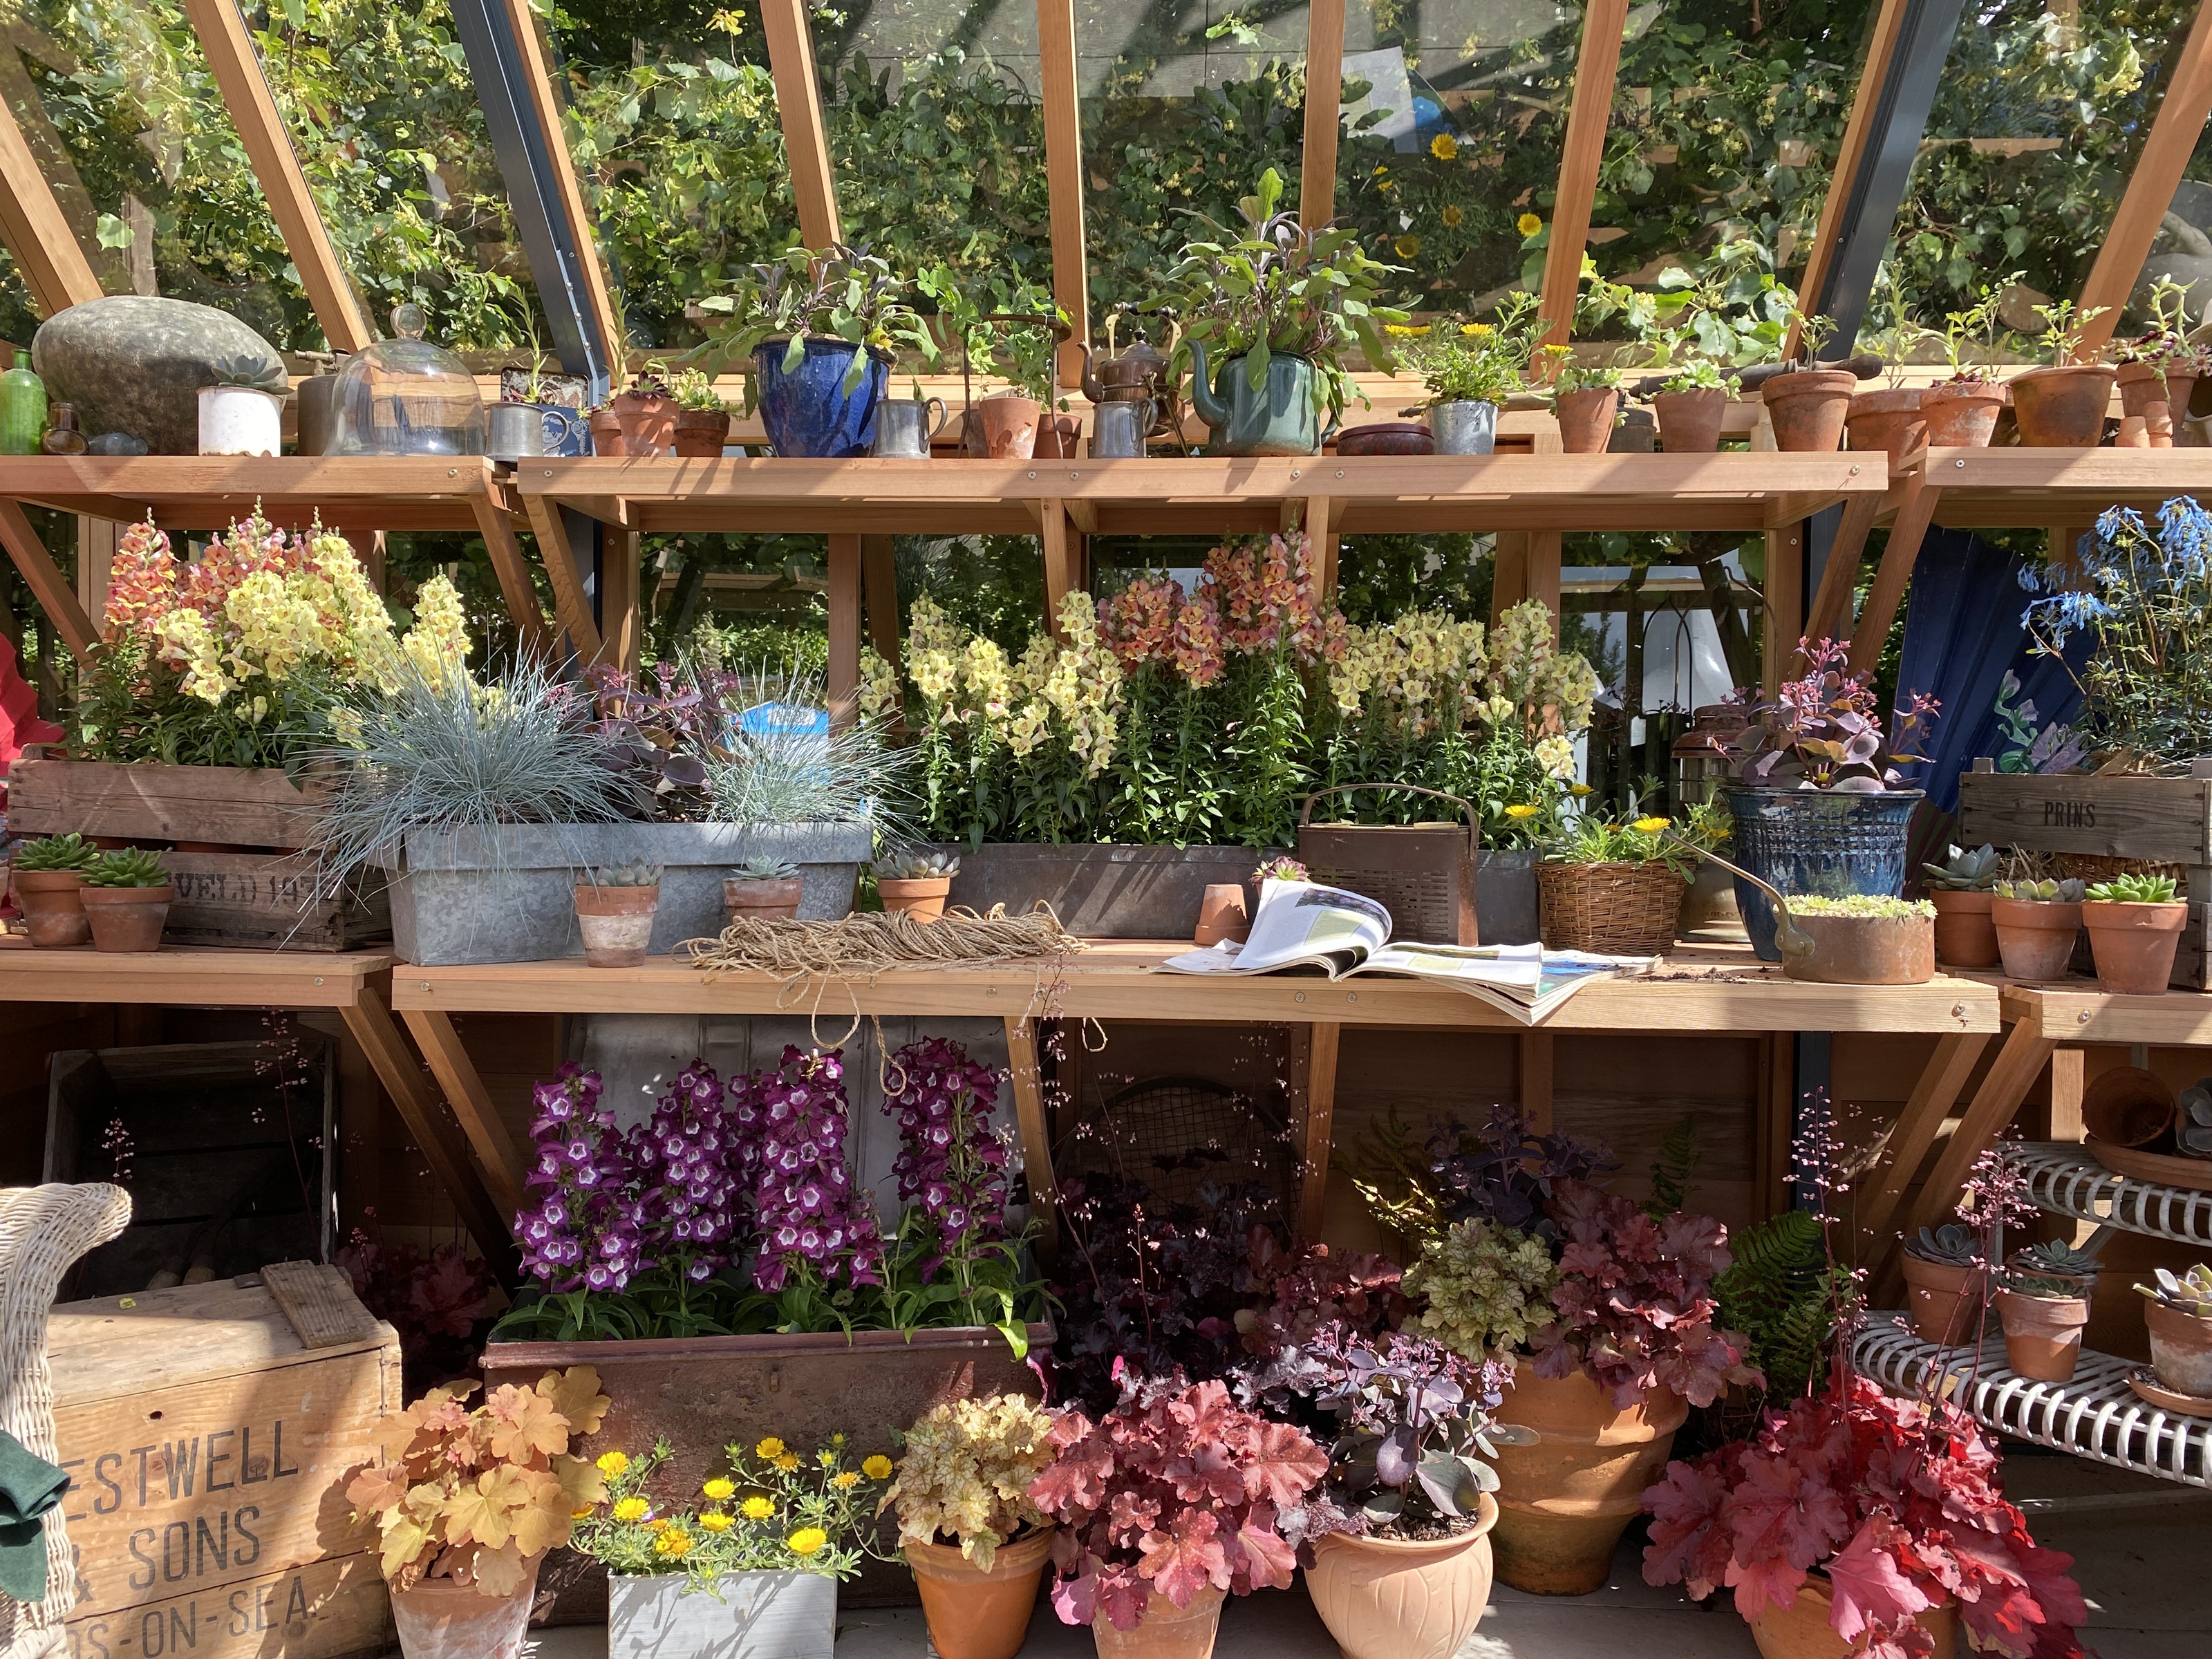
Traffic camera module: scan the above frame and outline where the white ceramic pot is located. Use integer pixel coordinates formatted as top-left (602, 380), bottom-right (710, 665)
top-left (608, 1569), bottom-right (836, 1659)
top-left (199, 384), bottom-right (284, 456)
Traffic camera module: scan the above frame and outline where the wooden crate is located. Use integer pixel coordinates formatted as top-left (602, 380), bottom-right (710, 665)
top-left (48, 1275), bottom-right (399, 1659)
top-left (8, 756), bottom-right (339, 850)
top-left (162, 853), bottom-right (390, 952)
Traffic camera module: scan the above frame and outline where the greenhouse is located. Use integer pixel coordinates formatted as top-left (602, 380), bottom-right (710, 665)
top-left (3, 3), bottom-right (2212, 1659)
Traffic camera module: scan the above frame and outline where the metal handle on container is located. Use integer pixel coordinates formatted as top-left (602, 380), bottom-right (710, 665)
top-left (1299, 784), bottom-right (1481, 851)
top-left (1660, 830), bottom-right (1815, 962)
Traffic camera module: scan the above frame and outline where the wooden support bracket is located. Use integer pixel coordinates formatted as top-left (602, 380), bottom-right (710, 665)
top-left (1537, 0), bottom-right (1631, 347)
top-left (1902, 1019), bottom-right (2056, 1241)
top-left (469, 495), bottom-right (551, 654)
top-left (0, 499), bottom-right (98, 657)
top-left (519, 494), bottom-right (606, 664)
top-left (1004, 1018), bottom-right (1060, 1261)
top-left (1855, 1031), bottom-right (1991, 1273)
top-left (1040, 503), bottom-right (1078, 637)
top-left (1300, 0), bottom-right (1347, 228)
top-left (761, 0), bottom-right (842, 248)
top-left (1291, 1022), bottom-right (1343, 1242)
top-left (1801, 487), bottom-right (1886, 653)
top-left (398, 1008), bottom-right (527, 1223)
top-left (0, 75), bottom-right (103, 315)
top-left (1846, 472), bottom-right (1938, 679)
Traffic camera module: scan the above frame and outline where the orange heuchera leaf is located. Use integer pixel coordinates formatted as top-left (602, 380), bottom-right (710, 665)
top-left (509, 1470), bottom-right (577, 1558)
top-left (444, 1465), bottom-right (534, 1550)
top-left (346, 1463), bottom-right (411, 1520)
top-left (485, 1385), bottom-right (568, 1463)
top-left (554, 1454), bottom-right (607, 1510)
top-left (469, 1541), bottom-right (530, 1597)
top-left (537, 1365), bottom-right (610, 1438)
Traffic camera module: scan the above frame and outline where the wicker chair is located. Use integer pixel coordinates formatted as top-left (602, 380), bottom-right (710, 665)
top-left (0, 1184), bottom-right (131, 1659)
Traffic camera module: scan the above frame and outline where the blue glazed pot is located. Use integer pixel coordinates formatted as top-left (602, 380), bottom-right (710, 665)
top-left (753, 337), bottom-right (888, 458)
top-left (1724, 787), bottom-right (1926, 961)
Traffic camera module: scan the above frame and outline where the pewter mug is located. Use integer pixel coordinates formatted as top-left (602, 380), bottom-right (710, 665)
top-left (1089, 397), bottom-right (1155, 458)
top-left (487, 400), bottom-right (585, 460)
top-left (870, 396), bottom-right (948, 458)
top-left (1430, 399), bottom-right (1498, 456)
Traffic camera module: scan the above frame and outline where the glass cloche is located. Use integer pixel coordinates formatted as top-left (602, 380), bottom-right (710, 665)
top-left (329, 304), bottom-right (485, 456)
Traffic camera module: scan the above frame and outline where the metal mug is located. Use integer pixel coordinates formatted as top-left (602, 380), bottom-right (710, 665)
top-left (487, 400), bottom-right (586, 461)
top-left (870, 396), bottom-right (948, 458)
top-left (1089, 397), bottom-right (1154, 458)
top-left (1430, 398), bottom-right (1498, 456)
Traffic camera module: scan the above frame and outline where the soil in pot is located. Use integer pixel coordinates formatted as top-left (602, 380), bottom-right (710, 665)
top-left (1761, 369), bottom-right (1855, 451)
top-left (1491, 1362), bottom-right (1685, 1595)
top-left (1900, 1253), bottom-right (1987, 1346)
top-left (79, 884), bottom-right (171, 952)
top-left (1651, 387), bottom-right (1727, 453)
top-left (2082, 899), bottom-right (2187, 995)
top-left (1991, 897), bottom-right (2081, 982)
top-left (1996, 1287), bottom-right (2090, 1382)
top-left (977, 394), bottom-right (1040, 460)
top-left (1748, 1575), bottom-right (1958, 1659)
top-left (1306, 1495), bottom-right (1498, 1659)
top-left (2009, 365), bottom-right (2117, 447)
top-left (612, 391), bottom-right (677, 456)
top-left (574, 884), bottom-right (659, 967)
top-left (1091, 1583), bottom-right (1224, 1659)
top-left (14, 868), bottom-right (91, 947)
top-left (906, 1528), bottom-right (1054, 1659)
top-left (878, 876), bottom-right (951, 923)
top-left (1931, 890), bottom-right (1999, 969)
top-left (1844, 386), bottom-right (1929, 457)
top-left (2147, 1297), bottom-right (2212, 1397)
top-left (1920, 380), bottom-right (2006, 447)
top-left (672, 409), bottom-right (731, 458)
top-left (1553, 387), bottom-right (1620, 453)
top-left (724, 874), bottom-right (803, 923)
top-left (390, 1557), bottom-right (543, 1659)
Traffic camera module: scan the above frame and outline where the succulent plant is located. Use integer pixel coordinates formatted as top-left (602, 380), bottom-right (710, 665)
top-left (588, 861), bottom-right (662, 888)
top-left (1993, 877), bottom-right (2086, 903)
top-left (1253, 855), bottom-right (1310, 883)
top-left (1906, 1223), bottom-right (1981, 1266)
top-left (14, 832), bottom-right (100, 872)
top-left (82, 848), bottom-right (169, 888)
top-left (1922, 844), bottom-right (2000, 892)
top-left (2084, 872), bottom-right (2181, 904)
top-left (728, 856), bottom-right (798, 882)
top-left (875, 848), bottom-right (957, 880)
top-left (2005, 1273), bottom-right (2086, 1299)
top-left (2011, 1239), bottom-right (2101, 1282)
top-left (2137, 1264), bottom-right (2212, 1315)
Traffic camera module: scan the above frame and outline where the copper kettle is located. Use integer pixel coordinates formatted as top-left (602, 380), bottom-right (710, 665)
top-left (1078, 309), bottom-right (1179, 439)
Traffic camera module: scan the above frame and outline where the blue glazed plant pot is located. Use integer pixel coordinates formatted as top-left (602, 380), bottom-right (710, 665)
top-left (753, 337), bottom-right (888, 458)
top-left (1724, 787), bottom-right (1926, 961)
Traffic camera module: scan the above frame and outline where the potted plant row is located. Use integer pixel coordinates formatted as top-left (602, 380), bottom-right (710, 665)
top-left (8, 834), bottom-right (172, 952)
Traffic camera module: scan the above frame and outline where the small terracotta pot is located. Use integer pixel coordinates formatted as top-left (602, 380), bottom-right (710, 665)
top-left (977, 393), bottom-right (1040, 460)
top-left (2081, 898), bottom-right (2186, 995)
top-left (724, 874), bottom-right (803, 923)
top-left (1996, 1287), bottom-right (2090, 1382)
top-left (905, 1528), bottom-right (1055, 1659)
top-left (1553, 387), bottom-right (1621, 453)
top-left (389, 1556), bottom-right (543, 1659)
top-left (1651, 387), bottom-right (1728, 453)
top-left (573, 884), bottom-right (659, 968)
top-left (2080, 1064), bottom-right (2176, 1147)
top-left (1990, 896), bottom-right (2081, 983)
top-left (588, 409), bottom-right (626, 456)
top-left (1193, 883), bottom-right (1250, 947)
top-left (1491, 1361), bottom-right (1685, 1595)
top-left (672, 408), bottom-right (731, 458)
top-left (2117, 362), bottom-right (2196, 443)
top-left (1899, 1253), bottom-right (1986, 1346)
top-left (1761, 369), bottom-right (1856, 451)
top-left (879, 875), bottom-right (952, 923)
top-left (1844, 387), bottom-right (1929, 457)
top-left (2009, 364), bottom-right (2117, 447)
top-left (1033, 413), bottom-right (1082, 458)
top-left (1748, 1575), bottom-right (1958, 1659)
top-left (1920, 380), bottom-right (2006, 447)
top-left (1306, 1496), bottom-right (1498, 1659)
top-left (13, 868), bottom-right (91, 948)
top-left (79, 885), bottom-right (171, 953)
top-left (2146, 1297), bottom-right (2212, 1397)
top-left (1930, 889), bottom-right (1999, 969)
top-left (611, 391), bottom-right (677, 456)
top-left (1091, 1582), bottom-right (1224, 1659)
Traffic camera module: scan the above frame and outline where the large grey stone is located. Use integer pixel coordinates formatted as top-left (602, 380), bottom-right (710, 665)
top-left (31, 297), bottom-right (286, 455)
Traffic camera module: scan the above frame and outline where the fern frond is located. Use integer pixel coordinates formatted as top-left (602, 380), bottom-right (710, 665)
top-left (1645, 1113), bottom-right (1703, 1216)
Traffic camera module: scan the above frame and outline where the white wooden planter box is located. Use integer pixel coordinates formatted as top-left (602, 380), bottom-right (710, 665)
top-left (608, 1571), bottom-right (837, 1659)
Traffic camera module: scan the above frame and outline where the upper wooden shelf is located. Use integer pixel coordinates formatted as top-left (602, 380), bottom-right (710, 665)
top-left (514, 452), bottom-right (1887, 538)
top-left (390, 938), bottom-right (1999, 1034)
top-left (0, 941), bottom-right (393, 1007)
top-left (1998, 980), bottom-right (2212, 1046)
top-left (1913, 448), bottom-right (2212, 526)
top-left (0, 456), bottom-right (514, 532)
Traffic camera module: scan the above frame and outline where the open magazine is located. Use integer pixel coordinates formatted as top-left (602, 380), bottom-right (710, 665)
top-left (1160, 879), bottom-right (1653, 1026)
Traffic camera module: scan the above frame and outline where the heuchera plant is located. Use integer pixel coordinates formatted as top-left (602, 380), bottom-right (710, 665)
top-left (881, 1393), bottom-right (1055, 1570)
top-left (1727, 638), bottom-right (1938, 792)
top-left (1643, 1363), bottom-right (2088, 1659)
top-left (1370, 1102), bottom-right (1617, 1238)
top-left (1234, 1239), bottom-right (1405, 1361)
top-left (1029, 1376), bottom-right (1328, 1630)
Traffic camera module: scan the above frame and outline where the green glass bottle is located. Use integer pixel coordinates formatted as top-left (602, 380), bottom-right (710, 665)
top-left (1, 350), bottom-right (47, 456)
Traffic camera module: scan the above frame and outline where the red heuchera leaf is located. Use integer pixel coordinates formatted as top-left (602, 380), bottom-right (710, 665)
top-left (1725, 1550), bottom-right (1811, 1624)
top-left (1642, 1454), bottom-right (1735, 1599)
top-left (1826, 1517), bottom-right (1935, 1640)
top-left (1857, 1619), bottom-right (1938, 1659)
top-left (1138, 1511), bottom-right (1226, 1605)
top-left (1229, 1503), bottom-right (1300, 1591)
top-left (1240, 1418), bottom-right (1329, 1508)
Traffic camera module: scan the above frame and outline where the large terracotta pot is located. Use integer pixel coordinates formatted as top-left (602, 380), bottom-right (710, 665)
top-left (1092, 1583), bottom-right (1224, 1659)
top-left (2009, 364), bottom-right (2116, 447)
top-left (1749, 1575), bottom-right (1957, 1659)
top-left (2081, 898), bottom-right (2186, 995)
top-left (1920, 380), bottom-right (2006, 447)
top-left (1990, 896), bottom-right (2081, 982)
top-left (2146, 1297), bottom-right (2212, 1396)
top-left (574, 883), bottom-right (659, 968)
top-left (1761, 370), bottom-right (1855, 451)
top-left (1651, 387), bottom-right (1727, 453)
top-left (390, 1557), bottom-right (543, 1659)
top-left (1930, 890), bottom-right (1998, 969)
top-left (1553, 387), bottom-right (1620, 453)
top-left (1491, 1362), bottom-right (1685, 1595)
top-left (79, 883), bottom-right (171, 952)
top-left (1899, 1253), bottom-right (1985, 1345)
top-left (977, 393), bottom-right (1041, 460)
top-left (1844, 387), bottom-right (1928, 457)
top-left (905, 1528), bottom-right (1055, 1659)
top-left (13, 867), bottom-right (91, 947)
top-left (1306, 1495), bottom-right (1497, 1659)
top-left (1996, 1287), bottom-right (2089, 1382)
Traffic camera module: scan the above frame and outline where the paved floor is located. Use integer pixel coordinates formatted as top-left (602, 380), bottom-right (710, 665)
top-left (494, 1448), bottom-right (2210, 1658)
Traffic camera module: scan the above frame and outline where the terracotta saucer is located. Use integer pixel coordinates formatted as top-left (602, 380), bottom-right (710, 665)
top-left (2126, 1368), bottom-right (2212, 1417)
top-left (2086, 1136), bottom-right (2212, 1193)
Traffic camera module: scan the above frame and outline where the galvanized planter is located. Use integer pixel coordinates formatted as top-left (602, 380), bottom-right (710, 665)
top-left (382, 822), bottom-right (872, 966)
top-left (938, 843), bottom-right (1275, 939)
top-left (608, 1571), bottom-right (836, 1659)
top-left (1477, 847), bottom-right (1541, 944)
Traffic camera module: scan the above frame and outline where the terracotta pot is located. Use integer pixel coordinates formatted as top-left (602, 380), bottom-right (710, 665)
top-left (573, 884), bottom-right (659, 968)
top-left (2081, 898), bottom-right (2186, 995)
top-left (1761, 369), bottom-right (1855, 451)
top-left (1306, 1494), bottom-right (1497, 1659)
top-left (1899, 1252), bottom-right (1986, 1346)
top-left (2009, 364), bottom-right (2116, 447)
top-left (1844, 386), bottom-right (1929, 457)
top-left (1491, 1362), bottom-right (1685, 1595)
top-left (13, 868), bottom-right (91, 948)
top-left (1651, 387), bottom-right (1727, 453)
top-left (1192, 883), bottom-right (1250, 947)
top-left (1996, 1287), bottom-right (2090, 1382)
top-left (79, 884), bottom-right (171, 953)
top-left (611, 391), bottom-right (677, 456)
top-left (1920, 380), bottom-right (2007, 447)
top-left (1781, 911), bottom-right (1935, 985)
top-left (1033, 413), bottom-right (1083, 458)
top-left (1749, 1575), bottom-right (1957, 1659)
top-left (588, 409), bottom-right (626, 456)
top-left (878, 875), bottom-right (952, 923)
top-left (1092, 1582), bottom-right (1224, 1659)
top-left (2146, 1297), bottom-right (2212, 1397)
top-left (724, 874), bottom-right (804, 923)
top-left (1553, 387), bottom-right (1621, 453)
top-left (672, 408), bottom-right (731, 457)
top-left (2117, 362), bottom-right (2196, 443)
top-left (2080, 1065), bottom-right (2176, 1147)
top-left (1990, 897), bottom-right (2081, 983)
top-left (389, 1556), bottom-right (543, 1659)
top-left (906, 1527), bottom-right (1055, 1659)
top-left (1930, 890), bottom-right (1999, 969)
top-left (977, 393), bottom-right (1040, 460)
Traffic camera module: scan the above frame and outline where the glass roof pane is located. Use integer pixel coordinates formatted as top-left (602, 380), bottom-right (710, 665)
top-left (241, 0), bottom-right (543, 351)
top-left (2, 0), bottom-right (315, 347)
top-left (0, 250), bottom-right (40, 346)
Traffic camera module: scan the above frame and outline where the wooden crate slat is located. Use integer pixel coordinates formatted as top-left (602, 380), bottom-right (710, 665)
top-left (10, 758), bottom-right (337, 850)
top-left (162, 852), bottom-right (388, 953)
top-left (1957, 770), bottom-right (2212, 864)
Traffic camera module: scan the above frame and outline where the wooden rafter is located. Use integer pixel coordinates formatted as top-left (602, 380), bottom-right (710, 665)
top-left (761, 0), bottom-right (841, 250)
top-left (1036, 0), bottom-right (1088, 387)
top-left (0, 84), bottom-right (101, 317)
top-left (1300, 0), bottom-right (1347, 229)
top-left (2075, 0), bottom-right (2212, 353)
top-left (1537, 0), bottom-right (1630, 348)
top-left (0, 499), bottom-right (97, 656)
top-left (182, 0), bottom-right (372, 353)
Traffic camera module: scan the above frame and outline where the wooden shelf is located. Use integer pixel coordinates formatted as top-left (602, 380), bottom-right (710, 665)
top-left (0, 455), bottom-right (514, 532)
top-left (1998, 980), bottom-right (2212, 1046)
top-left (388, 937), bottom-right (2000, 1033)
top-left (0, 941), bottom-right (392, 1006)
top-left (2015, 1140), bottom-right (2212, 1246)
top-left (1915, 448), bottom-right (2212, 527)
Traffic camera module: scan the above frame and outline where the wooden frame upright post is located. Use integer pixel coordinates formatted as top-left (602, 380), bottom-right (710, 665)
top-left (0, 88), bottom-right (102, 316)
top-left (1036, 0), bottom-right (1089, 386)
top-left (827, 532), bottom-right (861, 721)
top-left (1300, 0), bottom-right (1347, 228)
top-left (761, 0), bottom-right (843, 249)
top-left (1537, 0), bottom-right (1631, 348)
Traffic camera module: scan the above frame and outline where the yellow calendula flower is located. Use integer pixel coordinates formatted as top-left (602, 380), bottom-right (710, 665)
top-left (1394, 234), bottom-right (1422, 259)
top-left (832, 1433), bottom-right (846, 1445)
top-left (703, 1479), bottom-right (736, 1501)
top-left (818, 1450), bottom-right (837, 1468)
top-left (787, 1528), bottom-right (828, 1557)
top-left (1441, 203), bottom-right (1464, 227)
top-left (756, 1437), bottom-right (785, 1460)
top-left (862, 1455), bottom-right (894, 1481)
top-left (1430, 133), bottom-right (1459, 160)
top-left (700, 1512), bottom-right (734, 1533)
top-left (646, 1517), bottom-right (670, 1533)
top-left (1518, 213), bottom-right (1544, 237)
top-left (742, 1496), bottom-right (775, 1521)
top-left (1461, 322), bottom-right (1493, 337)
top-left (571, 1507), bottom-right (594, 1520)
top-left (655, 1528), bottom-right (693, 1558)
top-left (832, 1471), bottom-right (861, 1490)
top-left (1633, 816), bottom-right (1671, 834)
top-left (774, 1452), bottom-right (800, 1472)
top-left (597, 1452), bottom-right (630, 1477)
top-left (1504, 803), bottom-right (1540, 820)
top-left (613, 1497), bottom-right (650, 1523)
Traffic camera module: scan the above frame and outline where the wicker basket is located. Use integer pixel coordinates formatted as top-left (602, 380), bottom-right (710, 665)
top-left (1537, 860), bottom-right (1687, 955)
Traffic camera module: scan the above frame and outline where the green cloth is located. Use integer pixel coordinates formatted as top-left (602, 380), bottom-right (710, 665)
top-left (0, 1430), bottom-right (68, 1604)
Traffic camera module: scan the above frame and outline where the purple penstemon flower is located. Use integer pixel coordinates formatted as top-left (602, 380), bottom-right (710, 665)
top-left (516, 1064), bottom-right (639, 1293)
top-left (742, 1046), bottom-right (885, 1293)
top-left (883, 1037), bottom-right (1011, 1268)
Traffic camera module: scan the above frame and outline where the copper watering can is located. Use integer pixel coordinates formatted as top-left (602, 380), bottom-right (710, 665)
top-left (1075, 306), bottom-right (1181, 441)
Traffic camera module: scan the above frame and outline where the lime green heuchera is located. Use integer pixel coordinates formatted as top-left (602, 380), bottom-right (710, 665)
top-left (879, 1393), bottom-right (1053, 1570)
top-left (1402, 1217), bottom-right (1562, 1356)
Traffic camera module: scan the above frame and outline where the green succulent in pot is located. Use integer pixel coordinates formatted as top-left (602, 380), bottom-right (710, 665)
top-left (2084, 872), bottom-right (2180, 904)
top-left (15, 832), bottom-right (100, 872)
top-left (83, 848), bottom-right (169, 887)
top-left (874, 848), bottom-right (957, 881)
top-left (1906, 1223), bottom-right (1980, 1267)
top-left (2138, 1264), bottom-right (2212, 1315)
top-left (728, 856), bottom-right (799, 883)
top-left (1993, 877), bottom-right (2086, 903)
top-left (587, 861), bottom-right (663, 888)
top-left (1923, 844), bottom-right (2000, 891)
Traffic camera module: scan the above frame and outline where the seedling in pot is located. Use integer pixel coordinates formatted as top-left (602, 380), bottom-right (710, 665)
top-left (2084, 872), bottom-right (2180, 904)
top-left (83, 848), bottom-right (168, 887)
top-left (1923, 844), bottom-right (2000, 892)
top-left (14, 832), bottom-right (100, 872)
top-left (875, 848), bottom-right (957, 880)
top-left (729, 856), bottom-right (798, 882)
